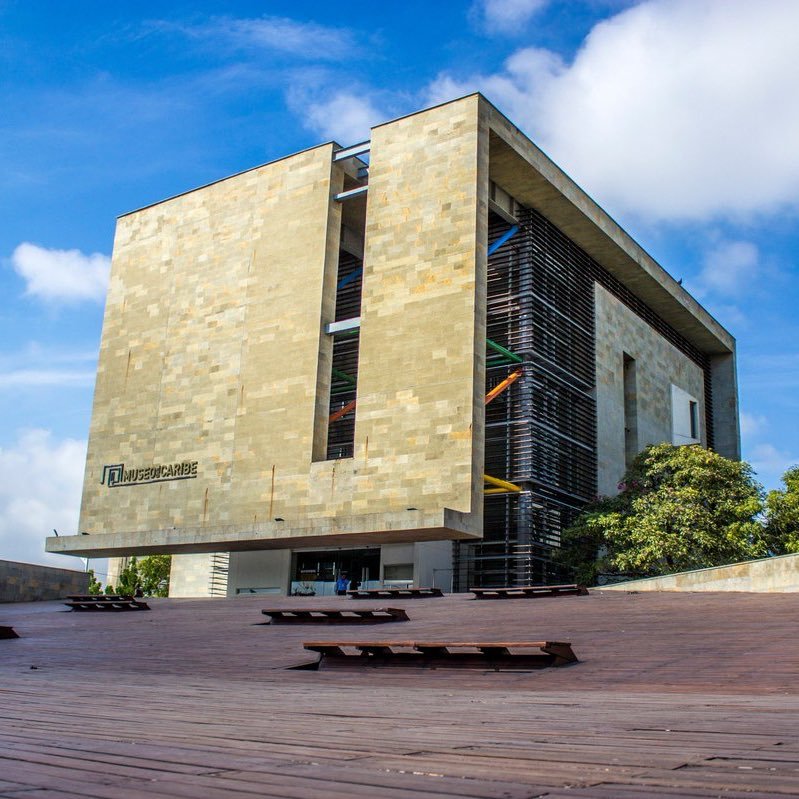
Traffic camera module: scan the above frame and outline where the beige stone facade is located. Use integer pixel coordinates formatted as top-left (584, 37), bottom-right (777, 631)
top-left (63, 97), bottom-right (487, 561)
top-left (594, 285), bottom-right (707, 496)
top-left (49, 95), bottom-right (740, 596)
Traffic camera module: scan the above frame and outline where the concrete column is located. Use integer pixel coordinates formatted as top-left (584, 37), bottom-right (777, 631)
top-left (710, 352), bottom-right (741, 460)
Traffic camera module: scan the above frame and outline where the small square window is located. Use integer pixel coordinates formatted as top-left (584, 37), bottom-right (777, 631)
top-left (671, 384), bottom-right (700, 445)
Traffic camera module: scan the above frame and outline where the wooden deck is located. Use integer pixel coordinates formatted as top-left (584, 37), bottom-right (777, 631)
top-left (1, 590), bottom-right (798, 797)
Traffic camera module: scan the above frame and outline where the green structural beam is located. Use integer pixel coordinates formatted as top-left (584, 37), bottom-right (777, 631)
top-left (486, 338), bottom-right (523, 364)
top-left (331, 367), bottom-right (356, 386)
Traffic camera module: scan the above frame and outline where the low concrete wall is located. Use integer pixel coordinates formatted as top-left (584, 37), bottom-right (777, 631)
top-left (597, 553), bottom-right (799, 593)
top-left (0, 559), bottom-right (89, 602)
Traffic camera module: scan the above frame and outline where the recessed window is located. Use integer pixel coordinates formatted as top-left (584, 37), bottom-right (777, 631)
top-left (623, 353), bottom-right (638, 466)
top-left (689, 400), bottom-right (698, 440)
top-left (320, 250), bottom-right (362, 461)
top-left (671, 384), bottom-right (701, 445)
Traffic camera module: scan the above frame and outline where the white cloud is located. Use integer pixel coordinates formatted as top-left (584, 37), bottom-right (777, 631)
top-left (0, 429), bottom-right (87, 569)
top-left (739, 411), bottom-right (768, 437)
top-left (428, 0), bottom-right (799, 221)
top-left (0, 369), bottom-right (96, 389)
top-left (699, 302), bottom-right (748, 331)
top-left (158, 16), bottom-right (357, 61)
top-left (748, 442), bottom-right (798, 491)
top-left (744, 353), bottom-right (799, 394)
top-left (476, 0), bottom-right (550, 33)
top-left (0, 344), bottom-right (98, 391)
top-left (11, 242), bottom-right (110, 304)
top-left (299, 91), bottom-right (384, 146)
top-left (696, 239), bottom-right (759, 297)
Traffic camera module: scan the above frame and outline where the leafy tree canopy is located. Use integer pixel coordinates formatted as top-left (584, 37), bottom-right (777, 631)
top-left (105, 555), bottom-right (171, 597)
top-left (87, 568), bottom-right (103, 595)
top-left (765, 466), bottom-right (799, 555)
top-left (136, 555), bottom-right (172, 596)
top-left (560, 443), bottom-right (767, 585)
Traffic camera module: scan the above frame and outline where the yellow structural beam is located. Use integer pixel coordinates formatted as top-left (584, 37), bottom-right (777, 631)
top-left (483, 473), bottom-right (523, 494)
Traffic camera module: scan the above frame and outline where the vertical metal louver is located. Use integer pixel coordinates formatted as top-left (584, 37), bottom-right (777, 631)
top-left (456, 203), bottom-right (715, 589)
top-left (456, 207), bottom-right (598, 589)
top-left (326, 252), bottom-right (363, 460)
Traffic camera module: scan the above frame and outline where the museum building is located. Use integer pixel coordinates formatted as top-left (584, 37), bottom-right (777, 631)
top-left (46, 94), bottom-right (740, 596)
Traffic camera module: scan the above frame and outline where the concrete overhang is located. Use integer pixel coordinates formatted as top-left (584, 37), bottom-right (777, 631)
top-left (482, 97), bottom-right (735, 356)
top-left (45, 508), bottom-right (481, 559)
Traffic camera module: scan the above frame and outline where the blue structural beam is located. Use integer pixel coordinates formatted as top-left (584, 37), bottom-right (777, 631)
top-left (487, 225), bottom-right (519, 257)
top-left (337, 267), bottom-right (363, 290)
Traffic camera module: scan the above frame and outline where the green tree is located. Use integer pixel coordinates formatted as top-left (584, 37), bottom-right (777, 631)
top-left (560, 443), bottom-right (766, 584)
top-left (113, 557), bottom-right (140, 595)
top-left (86, 568), bottom-right (103, 594)
top-left (765, 466), bottom-right (799, 554)
top-left (105, 555), bottom-right (172, 597)
top-left (137, 554), bottom-right (172, 597)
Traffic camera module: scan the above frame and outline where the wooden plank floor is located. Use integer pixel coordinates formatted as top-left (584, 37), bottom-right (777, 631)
top-left (1, 591), bottom-right (798, 797)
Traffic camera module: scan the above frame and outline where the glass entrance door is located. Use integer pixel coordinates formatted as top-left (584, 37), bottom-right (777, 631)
top-left (290, 547), bottom-right (380, 596)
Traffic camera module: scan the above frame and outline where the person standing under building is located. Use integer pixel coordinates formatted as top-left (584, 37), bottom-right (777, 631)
top-left (336, 573), bottom-right (349, 596)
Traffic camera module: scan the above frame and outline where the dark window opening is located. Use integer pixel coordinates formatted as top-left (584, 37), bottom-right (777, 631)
top-left (293, 548), bottom-right (380, 583)
top-left (326, 251), bottom-right (363, 460)
top-left (623, 353), bottom-right (638, 467)
top-left (384, 563), bottom-right (413, 581)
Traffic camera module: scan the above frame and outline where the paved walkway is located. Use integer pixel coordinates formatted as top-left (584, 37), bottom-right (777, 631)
top-left (1, 591), bottom-right (797, 797)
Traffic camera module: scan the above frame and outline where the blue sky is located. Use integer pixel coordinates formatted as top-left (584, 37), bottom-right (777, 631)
top-left (2, 0), bottom-right (798, 570)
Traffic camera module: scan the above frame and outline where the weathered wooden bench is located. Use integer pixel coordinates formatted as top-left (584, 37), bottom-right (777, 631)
top-left (0, 625), bottom-right (19, 639)
top-left (347, 587), bottom-right (444, 599)
top-left (65, 595), bottom-right (150, 611)
top-left (470, 584), bottom-right (588, 599)
top-left (303, 640), bottom-right (577, 670)
top-left (261, 607), bottom-right (409, 624)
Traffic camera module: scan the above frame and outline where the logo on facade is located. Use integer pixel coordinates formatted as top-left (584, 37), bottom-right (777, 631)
top-left (100, 461), bottom-right (198, 487)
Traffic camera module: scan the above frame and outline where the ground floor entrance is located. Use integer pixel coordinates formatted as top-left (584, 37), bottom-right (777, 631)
top-left (290, 547), bottom-right (381, 596)
top-left (168, 540), bottom-right (454, 597)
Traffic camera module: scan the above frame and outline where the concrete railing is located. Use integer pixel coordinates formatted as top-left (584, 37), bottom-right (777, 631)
top-left (596, 552), bottom-right (799, 593)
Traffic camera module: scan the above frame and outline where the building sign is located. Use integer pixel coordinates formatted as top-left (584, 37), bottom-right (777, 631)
top-left (101, 461), bottom-right (198, 488)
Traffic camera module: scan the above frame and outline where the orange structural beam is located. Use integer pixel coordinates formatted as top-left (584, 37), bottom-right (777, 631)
top-left (329, 399), bottom-right (356, 424)
top-left (484, 369), bottom-right (523, 406)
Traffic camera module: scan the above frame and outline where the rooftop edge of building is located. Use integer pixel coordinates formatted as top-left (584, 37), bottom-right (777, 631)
top-left (115, 93), bottom-right (733, 356)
